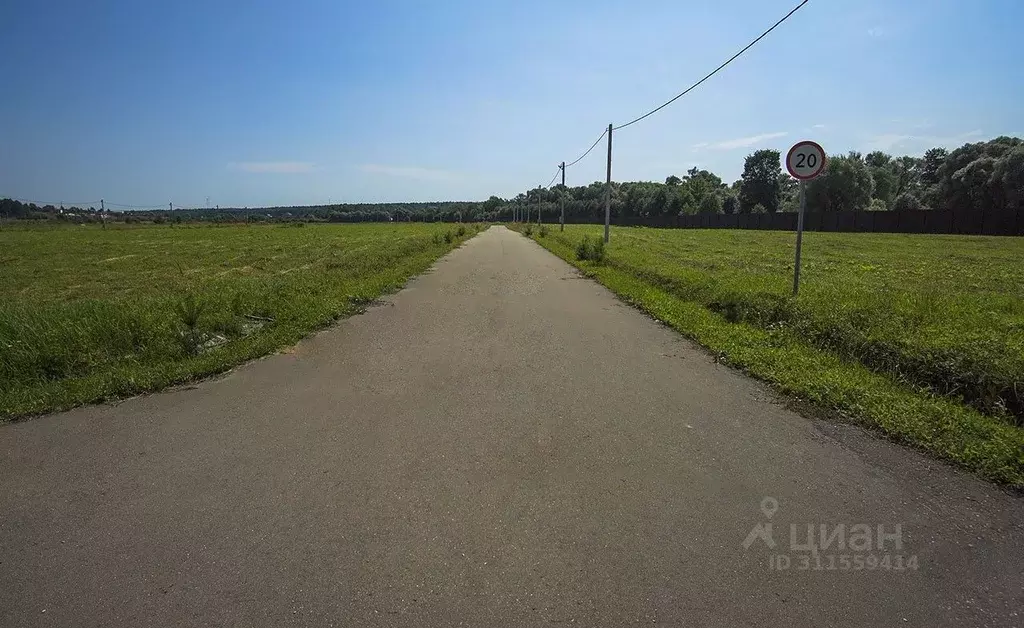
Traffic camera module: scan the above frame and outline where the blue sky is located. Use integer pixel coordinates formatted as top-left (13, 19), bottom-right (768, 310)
top-left (2, 0), bottom-right (1022, 208)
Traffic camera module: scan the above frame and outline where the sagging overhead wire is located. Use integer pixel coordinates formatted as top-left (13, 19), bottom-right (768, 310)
top-left (613, 0), bottom-right (810, 131)
top-left (544, 168), bottom-right (561, 189)
top-left (105, 202), bottom-right (171, 209)
top-left (4, 197), bottom-right (101, 207)
top-left (565, 128), bottom-right (608, 169)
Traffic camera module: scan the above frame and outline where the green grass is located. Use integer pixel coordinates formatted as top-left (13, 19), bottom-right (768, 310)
top-left (0, 222), bottom-right (480, 418)
top-left (516, 224), bottom-right (1024, 487)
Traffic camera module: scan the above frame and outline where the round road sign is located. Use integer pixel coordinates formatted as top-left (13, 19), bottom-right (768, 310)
top-left (786, 141), bottom-right (826, 180)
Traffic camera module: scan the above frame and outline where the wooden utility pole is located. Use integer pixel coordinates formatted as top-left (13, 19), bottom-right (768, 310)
top-left (604, 123), bottom-right (613, 243)
top-left (560, 161), bottom-right (565, 231)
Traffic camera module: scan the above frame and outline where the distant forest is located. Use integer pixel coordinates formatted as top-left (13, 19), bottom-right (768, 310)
top-left (4, 135), bottom-right (1021, 225)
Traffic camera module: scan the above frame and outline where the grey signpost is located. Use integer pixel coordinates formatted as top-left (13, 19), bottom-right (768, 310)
top-left (785, 140), bottom-right (826, 297)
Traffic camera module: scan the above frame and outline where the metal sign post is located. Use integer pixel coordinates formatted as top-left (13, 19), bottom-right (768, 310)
top-left (785, 140), bottom-right (826, 297)
top-left (793, 180), bottom-right (806, 295)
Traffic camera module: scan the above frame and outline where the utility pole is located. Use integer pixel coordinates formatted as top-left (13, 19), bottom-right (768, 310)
top-left (560, 161), bottom-right (566, 231)
top-left (604, 123), bottom-right (613, 243)
top-left (793, 180), bottom-right (807, 296)
top-left (100, 199), bottom-right (106, 228)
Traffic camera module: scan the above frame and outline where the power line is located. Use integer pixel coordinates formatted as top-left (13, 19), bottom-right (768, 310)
top-left (3, 197), bottom-right (101, 207)
top-left (565, 128), bottom-right (608, 168)
top-left (613, 0), bottom-right (809, 131)
top-left (105, 202), bottom-right (170, 209)
top-left (544, 168), bottom-right (561, 189)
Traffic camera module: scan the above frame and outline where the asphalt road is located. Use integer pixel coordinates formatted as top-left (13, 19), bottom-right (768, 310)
top-left (2, 226), bottom-right (1022, 627)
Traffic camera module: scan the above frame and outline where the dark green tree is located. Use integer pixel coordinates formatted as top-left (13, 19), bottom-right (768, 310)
top-left (865, 151), bottom-right (896, 207)
top-left (891, 156), bottom-right (921, 199)
top-left (991, 146), bottom-right (1024, 210)
top-left (919, 147), bottom-right (948, 187)
top-left (892, 192), bottom-right (923, 212)
top-left (739, 150), bottom-right (782, 213)
top-left (722, 194), bottom-right (739, 215)
top-left (699, 193), bottom-right (722, 214)
top-left (647, 187), bottom-right (669, 216)
top-left (805, 152), bottom-right (875, 212)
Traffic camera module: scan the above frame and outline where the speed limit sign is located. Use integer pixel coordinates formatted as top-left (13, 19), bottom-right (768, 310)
top-left (787, 140), bottom-right (826, 298)
top-left (786, 141), bottom-right (826, 180)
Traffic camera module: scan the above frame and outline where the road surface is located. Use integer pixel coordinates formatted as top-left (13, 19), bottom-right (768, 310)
top-left (1, 226), bottom-right (1021, 627)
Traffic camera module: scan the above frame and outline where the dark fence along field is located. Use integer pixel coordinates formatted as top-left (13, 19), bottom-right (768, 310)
top-left (566, 207), bottom-right (1024, 236)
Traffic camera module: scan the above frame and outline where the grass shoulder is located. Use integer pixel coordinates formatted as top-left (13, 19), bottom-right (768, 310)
top-left (512, 224), bottom-right (1024, 487)
top-left (0, 222), bottom-right (482, 419)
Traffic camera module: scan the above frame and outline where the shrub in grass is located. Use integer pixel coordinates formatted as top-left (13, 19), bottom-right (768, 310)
top-left (175, 293), bottom-right (206, 329)
top-left (444, 230), bottom-right (454, 244)
top-left (575, 237), bottom-right (589, 261)
top-left (175, 293), bottom-right (207, 355)
top-left (538, 225), bottom-right (550, 238)
top-left (575, 235), bottom-right (605, 263)
top-left (456, 225), bottom-right (466, 237)
top-left (524, 225), bottom-right (534, 237)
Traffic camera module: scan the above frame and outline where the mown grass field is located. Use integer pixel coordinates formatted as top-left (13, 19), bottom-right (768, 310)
top-left (0, 222), bottom-right (479, 418)
top-left (522, 224), bottom-right (1024, 486)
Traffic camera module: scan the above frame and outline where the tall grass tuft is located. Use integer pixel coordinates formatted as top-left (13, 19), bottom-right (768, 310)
top-left (575, 235), bottom-right (605, 263)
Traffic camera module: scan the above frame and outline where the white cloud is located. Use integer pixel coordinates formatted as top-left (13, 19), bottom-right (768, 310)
top-left (864, 134), bottom-right (913, 151)
top-left (865, 130), bottom-right (983, 152)
top-left (811, 124), bottom-right (827, 130)
top-left (229, 161), bottom-right (315, 173)
top-left (699, 132), bottom-right (788, 151)
top-left (867, 26), bottom-right (884, 37)
top-left (931, 130), bottom-right (985, 144)
top-left (358, 164), bottom-right (461, 182)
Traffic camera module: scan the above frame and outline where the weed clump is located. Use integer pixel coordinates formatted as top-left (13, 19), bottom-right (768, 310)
top-left (175, 292), bottom-right (207, 355)
top-left (575, 235), bottom-right (605, 263)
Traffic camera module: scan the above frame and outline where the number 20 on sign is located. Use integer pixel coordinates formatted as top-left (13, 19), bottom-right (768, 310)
top-left (786, 141), bottom-right (826, 296)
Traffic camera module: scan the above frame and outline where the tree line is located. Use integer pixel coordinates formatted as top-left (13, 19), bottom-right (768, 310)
top-left (496, 135), bottom-right (1023, 222)
top-left (0, 200), bottom-right (485, 224)
top-left (3, 135), bottom-right (1021, 225)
